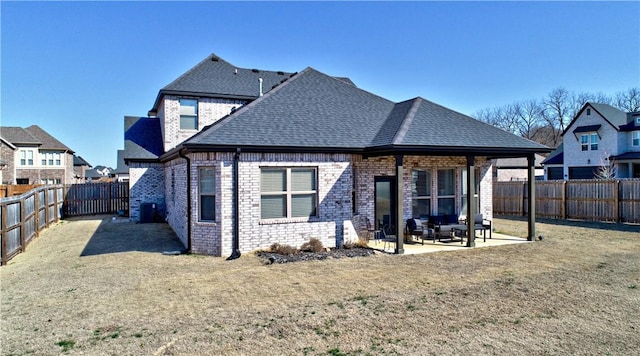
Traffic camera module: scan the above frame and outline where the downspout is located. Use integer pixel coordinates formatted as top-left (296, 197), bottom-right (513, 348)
top-left (178, 149), bottom-right (192, 253)
top-left (226, 148), bottom-right (242, 260)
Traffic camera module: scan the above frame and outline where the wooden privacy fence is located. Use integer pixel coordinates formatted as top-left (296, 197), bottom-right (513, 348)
top-left (62, 182), bottom-right (129, 217)
top-left (1, 185), bottom-right (64, 265)
top-left (494, 179), bottom-right (640, 224)
top-left (1, 182), bottom-right (129, 265)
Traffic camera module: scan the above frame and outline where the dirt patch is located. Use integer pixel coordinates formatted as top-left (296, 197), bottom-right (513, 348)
top-left (256, 247), bottom-right (376, 264)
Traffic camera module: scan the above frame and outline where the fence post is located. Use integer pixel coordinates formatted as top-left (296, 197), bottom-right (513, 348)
top-left (1, 204), bottom-right (7, 265)
top-left (19, 196), bottom-right (26, 252)
top-left (562, 180), bottom-right (567, 220)
top-left (614, 180), bottom-right (620, 223)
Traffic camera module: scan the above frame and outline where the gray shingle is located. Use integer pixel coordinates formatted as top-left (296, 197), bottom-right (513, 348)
top-left (184, 68), bottom-right (548, 154)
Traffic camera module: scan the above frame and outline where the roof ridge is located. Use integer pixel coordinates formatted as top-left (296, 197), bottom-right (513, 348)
top-left (161, 53), bottom-right (233, 90)
top-left (392, 98), bottom-right (422, 145)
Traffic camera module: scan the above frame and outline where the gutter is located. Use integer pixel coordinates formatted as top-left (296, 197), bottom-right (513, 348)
top-left (178, 148), bottom-right (192, 253)
top-left (227, 148), bottom-right (242, 260)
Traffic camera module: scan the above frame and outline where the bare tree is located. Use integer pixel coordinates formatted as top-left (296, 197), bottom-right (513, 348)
top-left (513, 99), bottom-right (543, 140)
top-left (594, 153), bottom-right (617, 180)
top-left (615, 87), bottom-right (640, 112)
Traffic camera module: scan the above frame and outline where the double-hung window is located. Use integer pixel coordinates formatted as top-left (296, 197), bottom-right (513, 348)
top-left (437, 169), bottom-right (455, 215)
top-left (633, 132), bottom-right (640, 146)
top-left (199, 167), bottom-right (216, 221)
top-left (260, 168), bottom-right (317, 219)
top-left (179, 99), bottom-right (198, 130)
top-left (411, 169), bottom-right (431, 218)
top-left (20, 150), bottom-right (34, 166)
top-left (590, 133), bottom-right (598, 151)
top-left (581, 133), bottom-right (598, 151)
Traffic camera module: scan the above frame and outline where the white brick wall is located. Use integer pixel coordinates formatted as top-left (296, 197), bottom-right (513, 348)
top-left (161, 153), bottom-right (494, 256)
top-left (159, 96), bottom-right (249, 152)
top-left (564, 108), bottom-right (621, 178)
top-left (129, 162), bottom-right (166, 222)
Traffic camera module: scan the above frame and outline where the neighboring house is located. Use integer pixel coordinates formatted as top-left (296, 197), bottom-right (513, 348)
top-left (124, 53), bottom-right (549, 257)
top-left (542, 103), bottom-right (640, 179)
top-left (73, 155), bottom-right (92, 183)
top-left (0, 125), bottom-right (75, 185)
top-left (114, 150), bottom-right (129, 182)
top-left (493, 154), bottom-right (545, 181)
top-left (85, 165), bottom-right (114, 182)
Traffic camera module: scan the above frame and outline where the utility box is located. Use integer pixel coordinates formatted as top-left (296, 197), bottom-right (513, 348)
top-left (139, 203), bottom-right (157, 223)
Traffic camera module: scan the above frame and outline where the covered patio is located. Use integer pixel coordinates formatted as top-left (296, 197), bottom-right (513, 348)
top-left (368, 231), bottom-right (530, 254)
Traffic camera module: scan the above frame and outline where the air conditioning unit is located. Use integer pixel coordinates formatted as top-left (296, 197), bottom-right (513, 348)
top-left (139, 203), bottom-right (157, 223)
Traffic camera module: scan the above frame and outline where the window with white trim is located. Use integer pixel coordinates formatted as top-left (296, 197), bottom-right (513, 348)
top-left (19, 149), bottom-right (34, 166)
top-left (260, 167), bottom-right (317, 219)
top-left (198, 167), bottom-right (215, 221)
top-left (633, 131), bottom-right (640, 146)
top-left (411, 169), bottom-right (431, 218)
top-left (581, 133), bottom-right (598, 151)
top-left (179, 99), bottom-right (198, 130)
top-left (437, 169), bottom-right (455, 215)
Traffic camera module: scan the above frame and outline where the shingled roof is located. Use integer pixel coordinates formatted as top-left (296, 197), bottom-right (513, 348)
top-left (0, 125), bottom-right (74, 153)
top-left (179, 67), bottom-right (548, 156)
top-left (124, 116), bottom-right (164, 162)
top-left (148, 54), bottom-right (296, 116)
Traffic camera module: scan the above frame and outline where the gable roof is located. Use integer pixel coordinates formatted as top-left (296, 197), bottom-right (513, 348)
top-left (124, 116), bottom-right (164, 162)
top-left (0, 125), bottom-right (74, 153)
top-left (541, 143), bottom-right (563, 165)
top-left (177, 67), bottom-right (548, 157)
top-left (73, 155), bottom-right (92, 167)
top-left (148, 53), bottom-right (295, 116)
top-left (563, 102), bottom-right (627, 136)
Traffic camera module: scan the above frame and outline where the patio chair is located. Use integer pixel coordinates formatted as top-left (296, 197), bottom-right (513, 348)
top-left (460, 213), bottom-right (492, 240)
top-left (405, 218), bottom-right (430, 245)
top-left (380, 224), bottom-right (396, 251)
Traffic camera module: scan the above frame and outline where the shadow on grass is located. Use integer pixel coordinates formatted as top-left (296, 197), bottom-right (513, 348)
top-left (80, 216), bottom-right (185, 256)
top-left (497, 215), bottom-right (640, 233)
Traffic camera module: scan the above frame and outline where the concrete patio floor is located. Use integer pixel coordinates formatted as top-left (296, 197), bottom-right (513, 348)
top-left (368, 232), bottom-right (530, 254)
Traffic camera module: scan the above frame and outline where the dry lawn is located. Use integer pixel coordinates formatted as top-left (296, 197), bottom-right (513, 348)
top-left (1, 216), bottom-right (639, 355)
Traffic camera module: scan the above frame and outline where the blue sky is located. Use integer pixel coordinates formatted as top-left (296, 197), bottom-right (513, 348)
top-left (2, 1), bottom-right (638, 168)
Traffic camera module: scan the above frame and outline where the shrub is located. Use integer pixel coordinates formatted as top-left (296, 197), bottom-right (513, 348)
top-left (269, 243), bottom-right (297, 255)
top-left (353, 237), bottom-right (370, 248)
top-left (300, 238), bottom-right (324, 253)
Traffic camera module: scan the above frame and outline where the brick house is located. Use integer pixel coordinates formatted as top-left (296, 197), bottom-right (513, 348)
top-left (0, 125), bottom-right (75, 185)
top-left (125, 54), bottom-right (548, 257)
top-left (543, 103), bottom-right (640, 180)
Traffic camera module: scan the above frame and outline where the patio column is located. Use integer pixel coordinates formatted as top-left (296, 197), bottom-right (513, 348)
top-left (466, 155), bottom-right (476, 247)
top-left (395, 154), bottom-right (404, 254)
top-left (527, 153), bottom-right (536, 241)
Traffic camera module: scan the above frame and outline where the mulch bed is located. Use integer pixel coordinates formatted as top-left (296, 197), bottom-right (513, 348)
top-left (256, 247), bottom-right (376, 264)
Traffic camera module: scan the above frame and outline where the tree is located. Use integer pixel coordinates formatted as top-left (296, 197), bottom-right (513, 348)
top-left (615, 87), bottom-right (640, 112)
top-left (513, 99), bottom-right (543, 141)
top-left (541, 87), bottom-right (571, 147)
top-left (594, 153), bottom-right (617, 180)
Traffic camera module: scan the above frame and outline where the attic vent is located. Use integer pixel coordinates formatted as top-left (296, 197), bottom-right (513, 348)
top-left (211, 56), bottom-right (219, 62)
top-left (280, 78), bottom-right (288, 84)
top-left (277, 71), bottom-right (284, 75)
top-left (251, 69), bottom-right (259, 73)
top-left (289, 72), bottom-right (298, 78)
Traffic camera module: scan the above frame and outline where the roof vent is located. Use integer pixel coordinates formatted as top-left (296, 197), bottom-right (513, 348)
top-left (234, 68), bottom-right (237, 75)
top-left (277, 71), bottom-right (284, 75)
top-left (252, 69), bottom-right (259, 73)
top-left (211, 56), bottom-right (219, 62)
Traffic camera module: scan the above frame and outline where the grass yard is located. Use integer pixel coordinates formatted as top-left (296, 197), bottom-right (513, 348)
top-left (1, 216), bottom-right (639, 355)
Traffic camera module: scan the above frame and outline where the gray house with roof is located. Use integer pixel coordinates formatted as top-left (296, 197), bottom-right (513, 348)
top-left (542, 102), bottom-right (640, 180)
top-left (124, 54), bottom-right (548, 257)
top-left (0, 125), bottom-right (75, 185)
